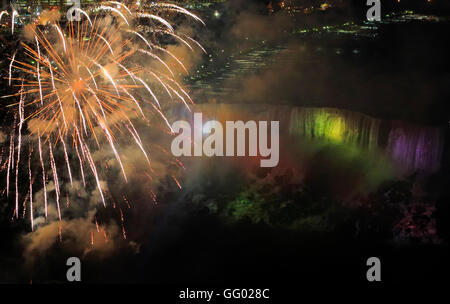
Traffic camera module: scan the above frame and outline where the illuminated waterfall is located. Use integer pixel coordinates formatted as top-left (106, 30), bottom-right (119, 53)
top-left (288, 107), bottom-right (443, 173)
top-left (289, 107), bottom-right (381, 149)
top-left (387, 122), bottom-right (443, 173)
top-left (169, 104), bottom-right (444, 174)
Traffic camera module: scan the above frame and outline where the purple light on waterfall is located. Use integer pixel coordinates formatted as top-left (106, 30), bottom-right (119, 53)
top-left (387, 122), bottom-right (442, 173)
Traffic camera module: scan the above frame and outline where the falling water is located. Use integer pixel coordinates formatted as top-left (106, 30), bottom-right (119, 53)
top-left (288, 107), bottom-right (443, 173)
top-left (289, 107), bottom-right (381, 150)
top-left (387, 121), bottom-right (443, 173)
top-left (168, 104), bottom-right (444, 174)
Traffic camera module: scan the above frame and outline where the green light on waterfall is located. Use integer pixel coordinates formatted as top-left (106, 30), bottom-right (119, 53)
top-left (329, 117), bottom-right (344, 142)
top-left (313, 112), bottom-right (345, 143)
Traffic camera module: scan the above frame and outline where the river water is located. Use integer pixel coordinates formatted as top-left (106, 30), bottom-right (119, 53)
top-left (187, 11), bottom-right (450, 126)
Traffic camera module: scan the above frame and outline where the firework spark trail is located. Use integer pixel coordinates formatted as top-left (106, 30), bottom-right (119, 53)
top-left (14, 83), bottom-right (25, 219)
top-left (184, 35), bottom-right (207, 54)
top-left (149, 3), bottom-right (205, 26)
top-left (76, 126), bottom-right (106, 207)
top-left (134, 76), bottom-right (161, 108)
top-left (125, 123), bottom-right (151, 166)
top-left (38, 132), bottom-right (48, 218)
top-left (137, 13), bottom-right (174, 32)
top-left (163, 76), bottom-right (194, 105)
top-left (107, 1), bottom-right (132, 16)
top-left (99, 121), bottom-right (128, 182)
top-left (127, 30), bottom-right (153, 51)
top-left (82, 65), bottom-right (98, 89)
top-left (73, 8), bottom-right (93, 27)
top-left (173, 157), bottom-right (186, 170)
top-left (35, 37), bottom-right (44, 106)
top-left (75, 142), bottom-right (86, 187)
top-left (120, 85), bottom-right (144, 117)
top-left (59, 133), bottom-right (73, 186)
top-left (0, 148), bottom-right (4, 169)
top-left (137, 49), bottom-right (174, 77)
top-left (154, 30), bottom-right (193, 51)
top-left (119, 208), bottom-right (126, 240)
top-left (164, 82), bottom-right (191, 111)
top-left (149, 190), bottom-right (158, 204)
top-left (47, 57), bottom-right (67, 129)
top-left (122, 195), bottom-right (131, 209)
top-left (86, 85), bottom-right (107, 120)
top-left (11, 9), bottom-right (17, 35)
top-left (49, 141), bottom-right (61, 221)
top-left (99, 6), bottom-right (129, 25)
top-left (150, 103), bottom-right (174, 133)
top-left (91, 60), bottom-right (120, 96)
top-left (115, 61), bottom-right (137, 84)
top-left (0, 10), bottom-right (8, 23)
top-left (28, 148), bottom-right (34, 231)
top-left (96, 34), bottom-right (114, 55)
top-left (6, 148), bottom-right (12, 197)
top-left (172, 175), bottom-right (182, 189)
top-left (147, 70), bottom-right (172, 99)
top-left (71, 89), bottom-right (88, 135)
top-left (9, 51), bottom-right (16, 86)
top-left (6, 115), bottom-right (16, 198)
top-left (21, 191), bottom-right (28, 219)
top-left (144, 42), bottom-right (189, 74)
top-left (53, 25), bottom-right (67, 52)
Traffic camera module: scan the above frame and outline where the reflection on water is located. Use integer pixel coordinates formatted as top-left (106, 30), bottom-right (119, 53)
top-left (189, 44), bottom-right (287, 98)
top-left (189, 11), bottom-right (449, 109)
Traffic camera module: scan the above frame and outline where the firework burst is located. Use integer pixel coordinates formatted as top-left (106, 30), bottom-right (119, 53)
top-left (1, 1), bottom-right (204, 232)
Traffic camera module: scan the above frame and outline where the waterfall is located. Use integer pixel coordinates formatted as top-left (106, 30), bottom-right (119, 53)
top-left (288, 107), bottom-right (443, 173)
top-left (167, 104), bottom-right (444, 174)
top-left (289, 107), bottom-right (381, 150)
top-left (387, 121), bottom-right (443, 173)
